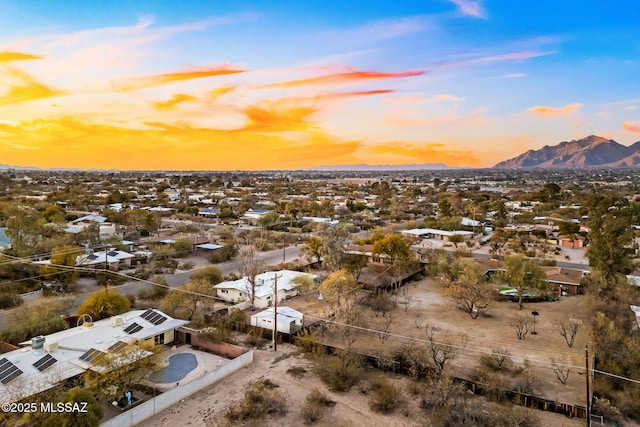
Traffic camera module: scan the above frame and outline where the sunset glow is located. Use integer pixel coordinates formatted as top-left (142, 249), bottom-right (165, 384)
top-left (0, 1), bottom-right (638, 170)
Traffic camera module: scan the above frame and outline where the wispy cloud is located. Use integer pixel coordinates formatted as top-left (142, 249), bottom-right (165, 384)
top-left (320, 15), bottom-right (431, 45)
top-left (622, 121), bottom-right (640, 134)
top-left (112, 66), bottom-right (246, 92)
top-left (447, 0), bottom-right (487, 19)
top-left (259, 68), bottom-right (424, 89)
top-left (153, 94), bottom-right (198, 110)
top-left (528, 103), bottom-right (583, 117)
top-left (0, 68), bottom-right (65, 106)
top-left (501, 73), bottom-right (525, 78)
top-left (367, 141), bottom-right (481, 166)
top-left (432, 94), bottom-right (464, 102)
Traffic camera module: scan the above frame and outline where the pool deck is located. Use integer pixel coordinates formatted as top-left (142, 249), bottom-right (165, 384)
top-left (147, 345), bottom-right (232, 392)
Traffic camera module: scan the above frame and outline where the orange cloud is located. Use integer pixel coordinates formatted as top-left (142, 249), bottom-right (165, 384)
top-left (0, 68), bottom-right (64, 106)
top-left (0, 117), bottom-right (361, 170)
top-left (528, 103), bottom-right (582, 117)
top-left (112, 65), bottom-right (245, 92)
top-left (207, 86), bottom-right (236, 100)
top-left (622, 121), bottom-right (640, 134)
top-left (259, 68), bottom-right (424, 89)
top-left (0, 51), bottom-right (44, 63)
top-left (367, 142), bottom-right (481, 167)
top-left (153, 94), bottom-right (198, 110)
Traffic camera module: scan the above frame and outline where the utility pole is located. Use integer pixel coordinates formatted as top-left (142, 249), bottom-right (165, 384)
top-left (272, 273), bottom-right (279, 351)
top-left (585, 344), bottom-right (590, 426)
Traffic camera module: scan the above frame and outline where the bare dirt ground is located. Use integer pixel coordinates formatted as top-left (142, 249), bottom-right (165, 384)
top-left (138, 273), bottom-right (592, 427)
top-left (138, 343), bottom-right (583, 427)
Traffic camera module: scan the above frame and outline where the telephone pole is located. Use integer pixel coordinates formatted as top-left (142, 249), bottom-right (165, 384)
top-left (272, 273), bottom-right (280, 352)
top-left (585, 344), bottom-right (590, 426)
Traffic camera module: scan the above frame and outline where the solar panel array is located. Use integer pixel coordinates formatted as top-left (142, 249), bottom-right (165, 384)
top-left (0, 358), bottom-right (24, 384)
top-left (107, 341), bottom-right (128, 352)
top-left (141, 309), bottom-right (167, 325)
top-left (79, 348), bottom-right (104, 363)
top-left (123, 322), bottom-right (143, 334)
top-left (33, 354), bottom-right (57, 372)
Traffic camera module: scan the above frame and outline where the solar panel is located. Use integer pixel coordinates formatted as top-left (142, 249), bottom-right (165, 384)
top-left (154, 313), bottom-right (167, 325)
top-left (79, 348), bottom-right (104, 363)
top-left (107, 341), bottom-right (128, 352)
top-left (141, 309), bottom-right (155, 321)
top-left (0, 358), bottom-right (24, 384)
top-left (123, 322), bottom-right (143, 334)
top-left (148, 312), bottom-right (161, 324)
top-left (107, 251), bottom-right (119, 257)
top-left (33, 354), bottom-right (57, 372)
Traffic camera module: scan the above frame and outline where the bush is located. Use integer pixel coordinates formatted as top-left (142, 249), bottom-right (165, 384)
top-left (315, 354), bottom-right (362, 392)
top-left (300, 388), bottom-right (335, 424)
top-left (0, 293), bottom-right (23, 309)
top-left (368, 376), bottom-right (402, 413)
top-left (224, 380), bottom-right (287, 422)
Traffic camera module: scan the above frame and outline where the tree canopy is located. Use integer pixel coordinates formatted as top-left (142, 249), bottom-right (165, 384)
top-left (76, 290), bottom-right (131, 320)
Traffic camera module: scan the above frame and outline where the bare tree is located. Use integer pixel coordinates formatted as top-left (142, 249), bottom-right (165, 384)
top-left (424, 325), bottom-right (466, 378)
top-left (401, 294), bottom-right (413, 312)
top-left (414, 304), bottom-right (425, 329)
top-left (556, 318), bottom-right (581, 348)
top-left (240, 245), bottom-right (265, 309)
top-left (510, 316), bottom-right (532, 340)
top-left (377, 313), bottom-right (393, 344)
top-left (550, 358), bottom-right (573, 384)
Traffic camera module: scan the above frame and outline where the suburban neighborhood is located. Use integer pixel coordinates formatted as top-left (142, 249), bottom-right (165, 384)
top-left (0, 167), bottom-right (638, 426)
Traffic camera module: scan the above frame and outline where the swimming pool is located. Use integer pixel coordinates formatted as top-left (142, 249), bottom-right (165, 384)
top-left (149, 353), bottom-right (198, 384)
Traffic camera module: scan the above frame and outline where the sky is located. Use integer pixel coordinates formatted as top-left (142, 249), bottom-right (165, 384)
top-left (0, 1), bottom-right (639, 171)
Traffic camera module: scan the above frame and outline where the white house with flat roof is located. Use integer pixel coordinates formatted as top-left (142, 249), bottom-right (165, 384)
top-left (250, 306), bottom-right (304, 334)
top-left (214, 270), bottom-right (316, 309)
top-left (0, 309), bottom-right (187, 404)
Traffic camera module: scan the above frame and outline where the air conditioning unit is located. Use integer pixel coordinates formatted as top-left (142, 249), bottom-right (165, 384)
top-left (32, 335), bottom-right (45, 349)
top-left (44, 342), bottom-right (58, 353)
top-left (111, 316), bottom-right (124, 327)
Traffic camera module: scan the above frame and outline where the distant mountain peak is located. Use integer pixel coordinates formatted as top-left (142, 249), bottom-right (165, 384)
top-left (493, 135), bottom-right (640, 169)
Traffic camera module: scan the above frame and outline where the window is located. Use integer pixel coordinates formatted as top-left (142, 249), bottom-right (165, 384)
top-left (154, 334), bottom-right (165, 345)
top-left (372, 257), bottom-right (381, 263)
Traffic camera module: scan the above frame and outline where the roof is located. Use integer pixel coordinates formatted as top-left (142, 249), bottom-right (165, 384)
top-left (2, 309), bottom-right (186, 404)
top-left (402, 228), bottom-right (473, 237)
top-left (196, 243), bottom-right (223, 250)
top-left (250, 306), bottom-right (303, 324)
top-left (214, 270), bottom-right (316, 299)
top-left (76, 250), bottom-right (135, 266)
top-left (70, 214), bottom-right (107, 224)
top-left (541, 266), bottom-right (586, 286)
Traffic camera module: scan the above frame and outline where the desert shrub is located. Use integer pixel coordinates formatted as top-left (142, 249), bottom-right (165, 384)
top-left (0, 293), bottom-right (22, 309)
top-left (300, 388), bottom-right (335, 424)
top-left (286, 366), bottom-right (307, 378)
top-left (368, 376), bottom-right (402, 413)
top-left (479, 347), bottom-right (513, 371)
top-left (224, 380), bottom-right (287, 422)
top-left (315, 354), bottom-right (362, 392)
top-left (481, 402), bottom-right (539, 427)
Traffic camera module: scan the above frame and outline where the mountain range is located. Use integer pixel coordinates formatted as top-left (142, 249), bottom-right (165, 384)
top-left (493, 135), bottom-right (640, 169)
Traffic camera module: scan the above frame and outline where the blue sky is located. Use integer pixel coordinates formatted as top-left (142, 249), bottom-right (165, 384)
top-left (0, 0), bottom-right (638, 169)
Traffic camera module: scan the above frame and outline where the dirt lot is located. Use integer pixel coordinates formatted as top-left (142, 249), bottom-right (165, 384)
top-left (138, 275), bottom-right (592, 427)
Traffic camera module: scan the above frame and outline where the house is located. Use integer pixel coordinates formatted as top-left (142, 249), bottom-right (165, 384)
top-left (558, 234), bottom-right (586, 248)
top-left (214, 270), bottom-right (316, 309)
top-left (1, 309), bottom-right (188, 404)
top-left (65, 214), bottom-right (116, 238)
top-left (250, 306), bottom-right (304, 334)
top-left (76, 249), bottom-right (135, 271)
top-left (541, 266), bottom-right (588, 296)
top-left (401, 228), bottom-right (474, 242)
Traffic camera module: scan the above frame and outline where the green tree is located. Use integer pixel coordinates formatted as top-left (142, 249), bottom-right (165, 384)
top-left (318, 269), bottom-right (359, 305)
top-left (189, 266), bottom-right (223, 285)
top-left (586, 193), bottom-right (633, 279)
top-left (5, 208), bottom-right (43, 256)
top-left (172, 237), bottom-right (194, 257)
top-left (372, 234), bottom-right (414, 289)
top-left (318, 223), bottom-right (350, 272)
top-left (160, 279), bottom-right (218, 323)
top-left (500, 254), bottom-right (550, 310)
top-left (301, 236), bottom-right (323, 263)
top-left (76, 290), bottom-right (131, 320)
top-left (0, 299), bottom-right (71, 344)
top-left (42, 245), bottom-right (82, 286)
top-left (558, 221), bottom-right (580, 236)
top-left (40, 387), bottom-right (103, 427)
top-left (445, 259), bottom-right (492, 319)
